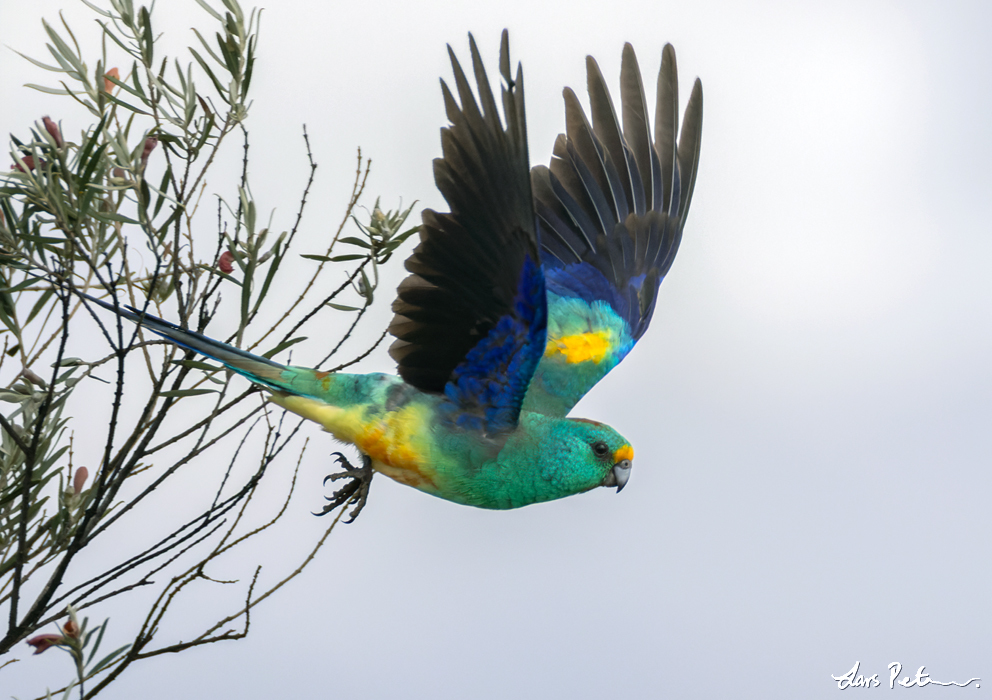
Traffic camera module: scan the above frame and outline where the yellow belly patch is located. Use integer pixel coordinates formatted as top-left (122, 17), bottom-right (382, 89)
top-left (545, 330), bottom-right (612, 364)
top-left (270, 394), bottom-right (436, 491)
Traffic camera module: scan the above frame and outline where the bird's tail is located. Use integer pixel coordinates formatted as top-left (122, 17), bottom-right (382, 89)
top-left (85, 294), bottom-right (293, 393)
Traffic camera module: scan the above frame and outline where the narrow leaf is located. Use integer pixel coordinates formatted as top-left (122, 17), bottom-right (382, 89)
top-left (262, 336), bottom-right (307, 359)
top-left (160, 388), bottom-right (217, 398)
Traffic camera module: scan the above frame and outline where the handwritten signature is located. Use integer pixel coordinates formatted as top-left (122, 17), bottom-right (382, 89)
top-left (832, 662), bottom-right (980, 689)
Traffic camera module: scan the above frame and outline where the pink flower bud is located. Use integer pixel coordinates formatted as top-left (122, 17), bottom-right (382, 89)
top-left (10, 156), bottom-right (48, 173)
top-left (139, 136), bottom-right (158, 170)
top-left (42, 116), bottom-right (63, 148)
top-left (62, 619), bottom-right (80, 639)
top-left (218, 250), bottom-right (235, 274)
top-left (26, 634), bottom-right (64, 655)
top-left (104, 67), bottom-right (120, 93)
top-left (73, 467), bottom-right (89, 495)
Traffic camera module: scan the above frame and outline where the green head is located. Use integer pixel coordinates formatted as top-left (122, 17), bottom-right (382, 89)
top-left (543, 417), bottom-right (634, 494)
top-left (492, 414), bottom-right (633, 507)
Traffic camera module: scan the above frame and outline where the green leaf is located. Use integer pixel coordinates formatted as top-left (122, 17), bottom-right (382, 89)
top-left (103, 91), bottom-right (152, 115)
top-left (194, 0), bottom-right (224, 21)
top-left (78, 141), bottom-right (110, 186)
top-left (196, 264), bottom-right (242, 287)
top-left (152, 164), bottom-right (174, 218)
top-left (43, 20), bottom-right (84, 73)
top-left (191, 112), bottom-right (216, 157)
top-left (1, 278), bottom-right (40, 295)
top-left (250, 243), bottom-right (284, 317)
top-left (326, 303), bottom-right (360, 312)
top-left (80, 0), bottom-right (113, 18)
top-left (0, 389), bottom-right (27, 403)
top-left (25, 289), bottom-right (54, 325)
top-left (240, 250), bottom-right (255, 328)
top-left (84, 619), bottom-right (108, 665)
top-left (96, 19), bottom-right (135, 56)
top-left (216, 33), bottom-right (238, 76)
top-left (139, 7), bottom-right (154, 64)
top-left (24, 83), bottom-right (73, 96)
top-left (338, 236), bottom-right (371, 248)
top-left (76, 114), bottom-right (109, 170)
top-left (189, 47), bottom-right (227, 98)
top-left (90, 211), bottom-right (140, 225)
top-left (88, 643), bottom-right (130, 675)
top-left (262, 336), bottom-right (307, 359)
top-left (244, 34), bottom-right (255, 93)
top-left (11, 49), bottom-right (64, 73)
top-left (328, 254), bottom-right (366, 262)
top-left (171, 359), bottom-right (221, 371)
top-left (160, 389), bottom-right (217, 398)
top-left (358, 269), bottom-right (373, 298)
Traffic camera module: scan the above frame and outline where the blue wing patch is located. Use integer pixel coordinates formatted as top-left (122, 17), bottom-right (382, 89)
top-left (441, 255), bottom-right (547, 434)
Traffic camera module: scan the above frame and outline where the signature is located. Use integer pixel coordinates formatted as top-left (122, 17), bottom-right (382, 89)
top-left (832, 661), bottom-right (980, 689)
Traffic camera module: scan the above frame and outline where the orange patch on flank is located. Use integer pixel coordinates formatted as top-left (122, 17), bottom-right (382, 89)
top-left (613, 444), bottom-right (634, 463)
top-left (312, 370), bottom-right (332, 390)
top-left (354, 421), bottom-right (435, 490)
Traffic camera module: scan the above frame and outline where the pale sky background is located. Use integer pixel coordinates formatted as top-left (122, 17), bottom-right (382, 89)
top-left (2, 1), bottom-right (992, 698)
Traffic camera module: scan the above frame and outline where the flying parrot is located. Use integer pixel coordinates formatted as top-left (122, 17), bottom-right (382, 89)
top-left (89, 30), bottom-right (702, 518)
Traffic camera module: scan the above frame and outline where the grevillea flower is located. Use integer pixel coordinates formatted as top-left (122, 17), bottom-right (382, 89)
top-left (26, 634), bottom-right (64, 655)
top-left (73, 467), bottom-right (89, 495)
top-left (12, 155), bottom-right (41, 172)
top-left (42, 116), bottom-right (63, 148)
top-left (139, 136), bottom-right (158, 170)
top-left (62, 618), bottom-right (80, 639)
top-left (104, 67), bottom-right (120, 93)
top-left (218, 250), bottom-right (235, 274)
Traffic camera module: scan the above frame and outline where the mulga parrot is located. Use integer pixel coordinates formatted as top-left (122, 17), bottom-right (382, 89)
top-left (89, 30), bottom-right (702, 518)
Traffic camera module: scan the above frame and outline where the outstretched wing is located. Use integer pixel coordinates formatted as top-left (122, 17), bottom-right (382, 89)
top-left (389, 31), bottom-right (545, 436)
top-left (522, 44), bottom-right (703, 417)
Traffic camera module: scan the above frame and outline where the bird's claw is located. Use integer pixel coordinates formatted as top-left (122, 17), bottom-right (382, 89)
top-left (315, 451), bottom-right (374, 523)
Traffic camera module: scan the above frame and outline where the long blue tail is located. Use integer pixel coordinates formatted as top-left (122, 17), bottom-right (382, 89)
top-left (84, 294), bottom-right (292, 393)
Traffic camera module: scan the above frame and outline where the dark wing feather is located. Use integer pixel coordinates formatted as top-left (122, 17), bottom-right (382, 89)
top-left (654, 44), bottom-right (679, 214)
top-left (676, 77), bottom-right (704, 224)
top-left (389, 31), bottom-right (545, 434)
top-left (523, 42), bottom-right (703, 417)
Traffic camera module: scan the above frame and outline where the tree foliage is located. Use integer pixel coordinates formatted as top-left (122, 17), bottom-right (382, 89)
top-left (0, 1), bottom-right (415, 696)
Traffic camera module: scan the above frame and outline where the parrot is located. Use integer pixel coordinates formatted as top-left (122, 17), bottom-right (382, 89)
top-left (88, 30), bottom-right (702, 519)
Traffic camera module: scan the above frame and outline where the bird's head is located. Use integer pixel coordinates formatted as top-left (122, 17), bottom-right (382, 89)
top-left (539, 417), bottom-right (634, 495)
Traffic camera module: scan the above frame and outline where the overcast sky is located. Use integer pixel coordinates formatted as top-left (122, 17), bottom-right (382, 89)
top-left (3, 1), bottom-right (992, 698)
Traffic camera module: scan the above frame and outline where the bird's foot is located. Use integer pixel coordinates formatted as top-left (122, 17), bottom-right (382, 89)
top-left (316, 451), bottom-right (374, 523)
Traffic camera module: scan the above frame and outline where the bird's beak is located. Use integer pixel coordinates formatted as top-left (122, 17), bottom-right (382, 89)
top-left (601, 455), bottom-right (633, 492)
top-left (606, 444), bottom-right (633, 493)
top-left (611, 459), bottom-right (632, 492)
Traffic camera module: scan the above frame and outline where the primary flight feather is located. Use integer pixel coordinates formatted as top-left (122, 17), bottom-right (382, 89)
top-left (89, 31), bottom-right (702, 517)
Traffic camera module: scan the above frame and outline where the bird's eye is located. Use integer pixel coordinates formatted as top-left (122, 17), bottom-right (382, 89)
top-left (592, 441), bottom-right (610, 457)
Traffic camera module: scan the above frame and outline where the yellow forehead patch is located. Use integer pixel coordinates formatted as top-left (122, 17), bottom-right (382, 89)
top-left (613, 444), bottom-right (634, 463)
top-left (545, 330), bottom-right (612, 364)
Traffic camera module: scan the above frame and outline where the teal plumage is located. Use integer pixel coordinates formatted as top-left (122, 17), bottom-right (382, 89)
top-left (89, 31), bottom-right (702, 516)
